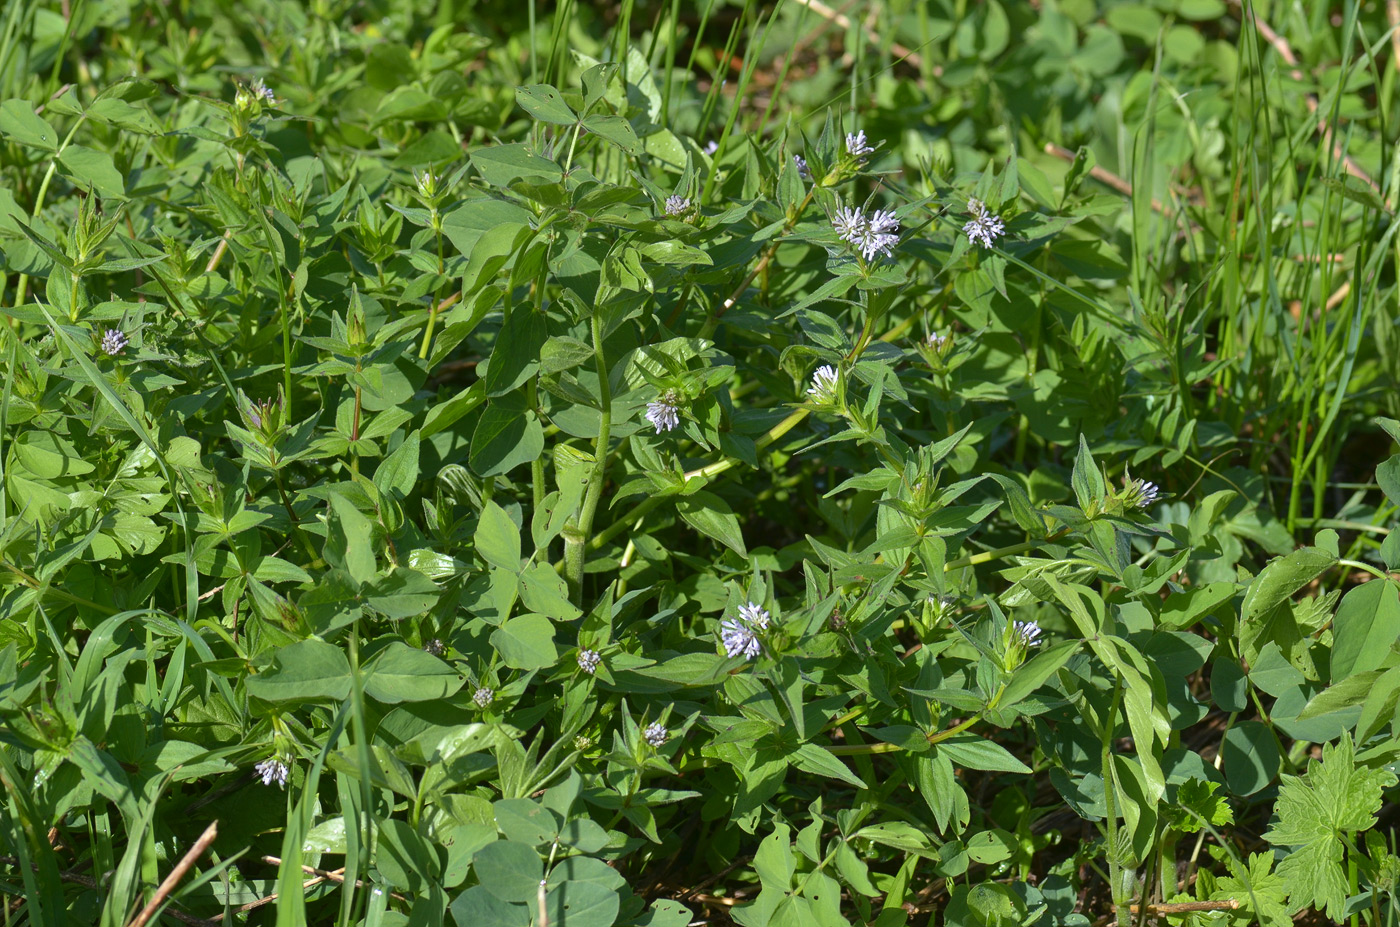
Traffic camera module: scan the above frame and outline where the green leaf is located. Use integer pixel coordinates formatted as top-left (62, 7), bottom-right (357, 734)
top-left (362, 641), bottom-right (464, 703)
top-left (998, 639), bottom-right (1078, 707)
top-left (1329, 579), bottom-right (1400, 680)
top-left (677, 490), bottom-right (747, 557)
top-left (753, 823), bottom-right (794, 892)
top-left (494, 798), bottom-right (560, 846)
top-left (1241, 547), bottom-right (1336, 624)
top-left (0, 100), bottom-right (59, 150)
top-left (490, 615), bottom-right (558, 670)
top-left (483, 308), bottom-right (547, 397)
top-left (327, 494), bottom-right (376, 586)
top-left (56, 145), bottom-right (125, 198)
top-left (1211, 852), bottom-right (1291, 927)
top-left (470, 393), bottom-right (545, 477)
top-left (363, 568), bottom-right (440, 619)
top-left (450, 886), bottom-right (530, 927)
top-left (515, 84), bottom-right (577, 125)
top-left (937, 735), bottom-right (1032, 774)
top-left (582, 114), bottom-right (640, 153)
top-left (518, 562), bottom-right (581, 620)
top-left (472, 840), bottom-right (543, 903)
top-left (1263, 733), bottom-right (1397, 921)
top-left (543, 881), bottom-right (619, 927)
top-left (246, 639), bottom-right (352, 703)
top-left (374, 432), bottom-right (420, 498)
top-left (376, 817), bottom-right (440, 892)
top-left (475, 500), bottom-right (522, 572)
top-left (791, 744), bottom-right (867, 788)
top-left (1070, 434), bottom-right (1104, 511)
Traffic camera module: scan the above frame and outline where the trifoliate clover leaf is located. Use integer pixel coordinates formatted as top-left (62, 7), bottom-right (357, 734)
top-left (1262, 733), bottom-right (1396, 921)
top-left (1212, 851), bottom-right (1291, 927)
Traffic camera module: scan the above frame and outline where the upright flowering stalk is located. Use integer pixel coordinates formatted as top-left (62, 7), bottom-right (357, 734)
top-left (963, 198), bottom-right (1005, 249)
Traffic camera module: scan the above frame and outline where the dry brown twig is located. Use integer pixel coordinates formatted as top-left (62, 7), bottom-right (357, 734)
top-left (127, 822), bottom-right (220, 927)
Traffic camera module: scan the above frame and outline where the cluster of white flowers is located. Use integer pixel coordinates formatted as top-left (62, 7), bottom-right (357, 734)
top-left (806, 365), bottom-right (839, 403)
top-left (927, 332), bottom-right (947, 351)
top-left (646, 392), bottom-right (680, 433)
top-left (100, 329), bottom-right (128, 356)
top-left (793, 154), bottom-right (811, 179)
top-left (963, 198), bottom-right (1005, 249)
top-left (663, 195), bottom-right (691, 217)
top-left (256, 758), bottom-right (289, 788)
top-left (720, 601), bottom-right (770, 660)
top-left (738, 602), bottom-right (770, 629)
top-left (846, 130), bottom-right (874, 158)
top-left (423, 638), bottom-right (444, 655)
top-left (703, 140), bottom-right (718, 155)
top-left (643, 722), bottom-right (669, 747)
top-left (577, 649), bottom-right (602, 674)
top-left (832, 206), bottom-right (900, 261)
top-left (473, 686), bottom-right (494, 707)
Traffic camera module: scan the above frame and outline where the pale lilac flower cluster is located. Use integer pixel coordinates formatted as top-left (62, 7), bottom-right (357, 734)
top-left (793, 155), bottom-right (811, 179)
top-left (577, 649), bottom-right (602, 674)
top-left (256, 758), bottom-right (289, 788)
top-left (963, 198), bottom-right (1005, 249)
top-left (646, 392), bottom-right (680, 433)
top-left (832, 206), bottom-right (899, 261)
top-left (703, 140), bottom-right (718, 155)
top-left (806, 365), bottom-right (838, 403)
top-left (1013, 620), bottom-right (1043, 648)
top-left (846, 130), bottom-right (874, 158)
top-left (250, 78), bottom-right (275, 106)
top-left (414, 168), bottom-right (438, 199)
top-left (927, 332), bottom-right (948, 351)
top-left (720, 601), bottom-right (770, 660)
top-left (644, 722), bottom-right (668, 747)
top-left (473, 686), bottom-right (494, 707)
top-left (423, 638), bottom-right (444, 655)
top-left (100, 329), bottom-right (128, 356)
top-left (738, 602), bottom-right (770, 629)
top-left (663, 195), bottom-right (691, 217)
top-left (1123, 474), bottom-right (1162, 509)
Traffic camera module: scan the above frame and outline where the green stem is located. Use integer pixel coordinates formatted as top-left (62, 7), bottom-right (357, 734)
top-left (1103, 678), bottom-right (1128, 927)
top-left (15, 117), bottom-right (86, 307)
top-left (564, 311), bottom-right (613, 600)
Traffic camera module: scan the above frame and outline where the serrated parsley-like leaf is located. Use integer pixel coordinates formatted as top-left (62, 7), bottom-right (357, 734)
top-left (1173, 778), bottom-right (1234, 833)
top-left (1262, 733), bottom-right (1397, 921)
top-left (1212, 851), bottom-right (1291, 927)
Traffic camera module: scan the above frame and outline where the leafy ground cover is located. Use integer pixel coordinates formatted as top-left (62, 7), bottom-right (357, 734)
top-left (3, 0), bottom-right (1400, 925)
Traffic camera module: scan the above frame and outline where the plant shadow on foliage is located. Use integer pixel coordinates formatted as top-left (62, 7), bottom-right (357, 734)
top-left (4, 1), bottom-right (1400, 926)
